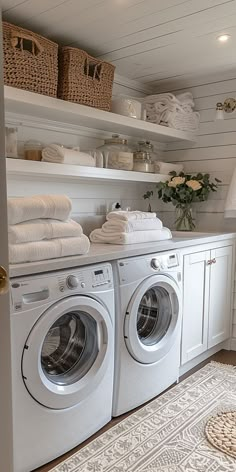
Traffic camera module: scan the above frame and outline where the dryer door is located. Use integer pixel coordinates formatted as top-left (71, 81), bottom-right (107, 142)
top-left (124, 275), bottom-right (180, 364)
top-left (22, 296), bottom-right (112, 409)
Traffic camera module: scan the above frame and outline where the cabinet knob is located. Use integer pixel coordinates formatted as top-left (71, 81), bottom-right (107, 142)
top-left (207, 260), bottom-right (212, 265)
top-left (212, 258), bottom-right (216, 264)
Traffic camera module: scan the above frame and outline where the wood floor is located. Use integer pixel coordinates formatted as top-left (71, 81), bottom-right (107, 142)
top-left (35, 349), bottom-right (236, 472)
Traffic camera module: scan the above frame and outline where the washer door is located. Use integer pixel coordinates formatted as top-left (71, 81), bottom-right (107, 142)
top-left (22, 296), bottom-right (112, 409)
top-left (124, 275), bottom-right (180, 364)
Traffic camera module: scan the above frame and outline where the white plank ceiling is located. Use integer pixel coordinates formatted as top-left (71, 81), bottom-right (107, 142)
top-left (2, 0), bottom-right (236, 88)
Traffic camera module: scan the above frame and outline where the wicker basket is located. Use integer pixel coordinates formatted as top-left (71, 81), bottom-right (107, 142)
top-left (3, 22), bottom-right (58, 97)
top-left (58, 47), bottom-right (115, 111)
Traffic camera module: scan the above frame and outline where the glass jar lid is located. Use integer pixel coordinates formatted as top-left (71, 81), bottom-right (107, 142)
top-left (138, 140), bottom-right (154, 152)
top-left (104, 134), bottom-right (128, 145)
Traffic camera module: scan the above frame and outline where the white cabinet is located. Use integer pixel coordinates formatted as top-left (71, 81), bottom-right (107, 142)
top-left (208, 246), bottom-right (233, 348)
top-left (181, 244), bottom-right (233, 365)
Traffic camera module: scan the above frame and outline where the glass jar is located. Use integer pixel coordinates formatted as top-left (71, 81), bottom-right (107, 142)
top-left (137, 141), bottom-right (160, 172)
top-left (5, 127), bottom-right (18, 158)
top-left (24, 140), bottom-right (43, 161)
top-left (97, 134), bottom-right (133, 170)
top-left (133, 151), bottom-right (154, 173)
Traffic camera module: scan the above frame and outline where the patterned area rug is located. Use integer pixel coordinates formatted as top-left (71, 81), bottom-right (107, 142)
top-left (50, 362), bottom-right (236, 472)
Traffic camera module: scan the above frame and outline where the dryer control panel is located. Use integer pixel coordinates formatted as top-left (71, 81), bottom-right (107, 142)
top-left (117, 252), bottom-right (180, 285)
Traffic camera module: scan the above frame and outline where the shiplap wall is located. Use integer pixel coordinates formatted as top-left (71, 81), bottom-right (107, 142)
top-left (6, 78), bottom-right (156, 236)
top-left (152, 75), bottom-right (236, 234)
top-left (154, 73), bottom-right (236, 348)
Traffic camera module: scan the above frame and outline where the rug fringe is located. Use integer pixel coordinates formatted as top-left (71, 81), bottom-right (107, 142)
top-left (210, 360), bottom-right (236, 370)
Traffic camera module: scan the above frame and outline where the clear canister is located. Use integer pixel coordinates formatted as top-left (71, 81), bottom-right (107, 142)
top-left (97, 134), bottom-right (133, 170)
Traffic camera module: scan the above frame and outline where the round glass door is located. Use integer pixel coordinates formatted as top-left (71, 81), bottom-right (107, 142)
top-left (137, 286), bottom-right (172, 346)
top-left (124, 275), bottom-right (180, 364)
top-left (22, 296), bottom-right (112, 409)
top-left (41, 311), bottom-right (98, 386)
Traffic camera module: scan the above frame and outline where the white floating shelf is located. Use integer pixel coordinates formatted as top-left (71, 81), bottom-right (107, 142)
top-left (6, 158), bottom-right (170, 184)
top-left (4, 86), bottom-right (195, 143)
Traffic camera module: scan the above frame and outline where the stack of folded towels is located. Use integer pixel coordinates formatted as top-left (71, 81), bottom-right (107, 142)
top-left (143, 92), bottom-right (200, 133)
top-left (90, 210), bottom-right (172, 245)
top-left (8, 195), bottom-right (90, 264)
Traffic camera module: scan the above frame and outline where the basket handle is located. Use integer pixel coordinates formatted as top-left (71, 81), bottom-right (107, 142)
top-left (84, 57), bottom-right (102, 81)
top-left (10, 30), bottom-right (44, 56)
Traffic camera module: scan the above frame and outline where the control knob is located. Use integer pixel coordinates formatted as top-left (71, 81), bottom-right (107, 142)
top-left (151, 258), bottom-right (161, 270)
top-left (66, 275), bottom-right (79, 289)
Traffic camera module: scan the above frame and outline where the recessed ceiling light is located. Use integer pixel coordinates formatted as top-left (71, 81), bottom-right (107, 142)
top-left (217, 34), bottom-right (231, 42)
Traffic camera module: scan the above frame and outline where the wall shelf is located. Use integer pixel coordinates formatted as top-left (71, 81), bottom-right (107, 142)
top-left (6, 158), bottom-right (170, 184)
top-left (4, 86), bottom-right (195, 143)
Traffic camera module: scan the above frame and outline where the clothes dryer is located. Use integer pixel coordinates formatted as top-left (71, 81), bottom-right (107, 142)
top-left (112, 252), bottom-right (182, 416)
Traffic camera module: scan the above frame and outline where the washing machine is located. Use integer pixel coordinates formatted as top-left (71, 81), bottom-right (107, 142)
top-left (112, 251), bottom-right (182, 416)
top-left (10, 263), bottom-right (114, 472)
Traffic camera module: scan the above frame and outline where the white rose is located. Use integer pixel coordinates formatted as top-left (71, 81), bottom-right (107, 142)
top-left (186, 180), bottom-right (202, 191)
top-left (168, 176), bottom-right (185, 188)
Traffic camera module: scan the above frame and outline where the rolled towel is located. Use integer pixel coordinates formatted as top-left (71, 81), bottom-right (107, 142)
top-left (8, 195), bottom-right (72, 225)
top-left (42, 144), bottom-right (96, 167)
top-left (102, 218), bottom-right (162, 234)
top-left (9, 234), bottom-right (90, 264)
top-left (107, 210), bottom-right (157, 221)
top-left (8, 218), bottom-right (83, 244)
top-left (90, 228), bottom-right (172, 245)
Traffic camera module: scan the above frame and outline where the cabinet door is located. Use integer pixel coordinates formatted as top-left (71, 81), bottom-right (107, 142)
top-left (208, 246), bottom-right (233, 349)
top-left (181, 250), bottom-right (210, 365)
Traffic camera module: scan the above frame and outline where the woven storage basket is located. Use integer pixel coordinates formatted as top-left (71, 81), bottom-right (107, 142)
top-left (3, 22), bottom-right (58, 97)
top-left (58, 47), bottom-right (115, 111)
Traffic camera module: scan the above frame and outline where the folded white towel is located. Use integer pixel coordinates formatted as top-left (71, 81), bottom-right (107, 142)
top-left (8, 218), bottom-right (83, 244)
top-left (107, 210), bottom-right (157, 221)
top-left (42, 144), bottom-right (96, 167)
top-left (102, 218), bottom-right (163, 234)
top-left (9, 234), bottom-right (90, 264)
top-left (90, 228), bottom-right (172, 245)
top-left (8, 195), bottom-right (72, 225)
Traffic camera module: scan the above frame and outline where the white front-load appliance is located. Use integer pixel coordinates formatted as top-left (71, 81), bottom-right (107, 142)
top-left (112, 252), bottom-right (182, 416)
top-left (10, 263), bottom-right (114, 472)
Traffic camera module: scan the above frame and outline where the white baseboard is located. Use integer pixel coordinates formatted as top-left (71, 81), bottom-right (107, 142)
top-left (180, 341), bottom-right (229, 376)
top-left (230, 338), bottom-right (236, 351)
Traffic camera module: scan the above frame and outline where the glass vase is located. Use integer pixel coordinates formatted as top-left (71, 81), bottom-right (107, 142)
top-left (175, 205), bottom-right (195, 231)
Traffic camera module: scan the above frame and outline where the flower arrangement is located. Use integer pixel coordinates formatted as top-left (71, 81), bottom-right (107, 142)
top-left (144, 171), bottom-right (221, 230)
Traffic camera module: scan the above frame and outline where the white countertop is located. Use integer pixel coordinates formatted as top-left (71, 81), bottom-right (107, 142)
top-left (9, 231), bottom-right (236, 278)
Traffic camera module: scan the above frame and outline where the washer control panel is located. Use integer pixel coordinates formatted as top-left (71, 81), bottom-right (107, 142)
top-left (10, 263), bottom-right (113, 312)
top-left (92, 266), bottom-right (111, 286)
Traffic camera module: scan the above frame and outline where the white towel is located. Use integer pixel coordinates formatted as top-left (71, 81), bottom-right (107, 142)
top-left (8, 195), bottom-right (72, 225)
top-left (42, 144), bottom-right (96, 167)
top-left (90, 228), bottom-right (172, 245)
top-left (102, 218), bottom-right (163, 234)
top-left (107, 211), bottom-right (157, 221)
top-left (8, 218), bottom-right (83, 244)
top-left (9, 235), bottom-right (90, 264)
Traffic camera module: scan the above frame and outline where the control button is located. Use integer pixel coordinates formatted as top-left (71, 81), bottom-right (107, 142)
top-left (151, 258), bottom-right (160, 270)
top-left (66, 275), bottom-right (79, 289)
top-left (81, 282), bottom-right (85, 288)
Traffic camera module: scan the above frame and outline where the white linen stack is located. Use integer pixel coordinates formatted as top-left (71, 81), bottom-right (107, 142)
top-left (8, 195), bottom-right (90, 264)
top-left (90, 211), bottom-right (172, 245)
top-left (143, 92), bottom-right (200, 133)
top-left (42, 144), bottom-right (96, 167)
